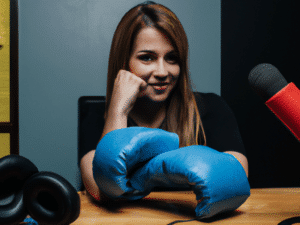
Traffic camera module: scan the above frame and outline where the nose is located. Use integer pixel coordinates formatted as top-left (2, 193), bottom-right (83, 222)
top-left (153, 59), bottom-right (169, 78)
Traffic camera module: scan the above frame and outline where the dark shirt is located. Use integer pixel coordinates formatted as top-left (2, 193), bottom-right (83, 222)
top-left (127, 92), bottom-right (246, 156)
top-left (79, 92), bottom-right (246, 165)
top-left (194, 92), bottom-right (246, 156)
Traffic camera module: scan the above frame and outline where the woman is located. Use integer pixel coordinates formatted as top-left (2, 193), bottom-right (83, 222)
top-left (80, 1), bottom-right (248, 201)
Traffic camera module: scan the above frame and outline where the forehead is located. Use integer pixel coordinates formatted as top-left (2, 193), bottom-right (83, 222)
top-left (132, 27), bottom-right (174, 51)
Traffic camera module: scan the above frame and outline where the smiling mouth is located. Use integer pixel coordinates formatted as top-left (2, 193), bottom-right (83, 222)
top-left (151, 84), bottom-right (168, 92)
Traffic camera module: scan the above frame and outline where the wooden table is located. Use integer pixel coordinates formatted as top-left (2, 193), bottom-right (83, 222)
top-left (68, 188), bottom-right (300, 224)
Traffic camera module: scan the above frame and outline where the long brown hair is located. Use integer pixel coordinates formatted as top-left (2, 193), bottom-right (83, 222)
top-left (104, 1), bottom-right (206, 147)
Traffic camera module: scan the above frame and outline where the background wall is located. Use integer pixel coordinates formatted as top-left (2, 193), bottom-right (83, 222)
top-left (221, 0), bottom-right (300, 188)
top-left (18, 0), bottom-right (221, 190)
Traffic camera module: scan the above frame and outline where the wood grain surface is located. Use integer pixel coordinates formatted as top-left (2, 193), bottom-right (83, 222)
top-left (69, 188), bottom-right (300, 224)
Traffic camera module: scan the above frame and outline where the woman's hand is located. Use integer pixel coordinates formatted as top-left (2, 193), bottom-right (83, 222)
top-left (109, 69), bottom-right (148, 116)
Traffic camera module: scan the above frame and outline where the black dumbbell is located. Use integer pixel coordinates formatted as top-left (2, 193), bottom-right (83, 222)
top-left (0, 155), bottom-right (80, 225)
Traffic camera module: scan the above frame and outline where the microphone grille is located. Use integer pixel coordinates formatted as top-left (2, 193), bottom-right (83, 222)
top-left (248, 63), bottom-right (288, 102)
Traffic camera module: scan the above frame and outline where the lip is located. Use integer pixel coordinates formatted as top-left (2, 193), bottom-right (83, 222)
top-left (152, 84), bottom-right (168, 91)
top-left (149, 83), bottom-right (170, 86)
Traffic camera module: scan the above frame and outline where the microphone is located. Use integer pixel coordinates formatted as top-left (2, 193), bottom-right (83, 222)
top-left (248, 63), bottom-right (300, 142)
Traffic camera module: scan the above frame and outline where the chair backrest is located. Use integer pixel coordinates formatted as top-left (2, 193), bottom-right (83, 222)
top-left (78, 96), bottom-right (106, 190)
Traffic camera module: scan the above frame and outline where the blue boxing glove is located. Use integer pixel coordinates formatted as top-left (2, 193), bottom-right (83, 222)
top-left (92, 127), bottom-right (179, 199)
top-left (129, 145), bottom-right (250, 219)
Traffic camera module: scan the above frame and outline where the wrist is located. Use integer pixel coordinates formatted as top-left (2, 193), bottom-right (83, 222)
top-left (103, 109), bottom-right (128, 133)
top-left (108, 102), bottom-right (129, 118)
top-left (110, 108), bottom-right (128, 119)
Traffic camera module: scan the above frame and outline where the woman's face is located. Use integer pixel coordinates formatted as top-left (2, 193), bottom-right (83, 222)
top-left (129, 27), bottom-right (180, 102)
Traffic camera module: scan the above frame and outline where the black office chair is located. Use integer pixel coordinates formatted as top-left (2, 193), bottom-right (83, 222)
top-left (78, 96), bottom-right (106, 191)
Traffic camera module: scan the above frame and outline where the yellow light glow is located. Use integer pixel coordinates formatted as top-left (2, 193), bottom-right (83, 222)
top-left (0, 0), bottom-right (10, 123)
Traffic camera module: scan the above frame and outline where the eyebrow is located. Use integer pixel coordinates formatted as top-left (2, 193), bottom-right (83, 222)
top-left (138, 50), bottom-right (176, 54)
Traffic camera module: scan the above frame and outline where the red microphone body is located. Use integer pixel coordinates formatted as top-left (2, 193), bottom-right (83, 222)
top-left (265, 82), bottom-right (300, 141)
top-left (249, 64), bottom-right (300, 142)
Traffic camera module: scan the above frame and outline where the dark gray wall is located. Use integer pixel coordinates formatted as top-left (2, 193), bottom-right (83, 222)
top-left (19, 0), bottom-right (221, 190)
top-left (221, 0), bottom-right (300, 188)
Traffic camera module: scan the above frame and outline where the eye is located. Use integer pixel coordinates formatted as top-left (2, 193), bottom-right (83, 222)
top-left (138, 54), bottom-right (154, 62)
top-left (166, 54), bottom-right (179, 64)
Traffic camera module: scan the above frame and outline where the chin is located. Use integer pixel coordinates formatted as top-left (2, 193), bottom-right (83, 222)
top-left (138, 87), bottom-right (174, 102)
top-left (144, 93), bottom-right (170, 103)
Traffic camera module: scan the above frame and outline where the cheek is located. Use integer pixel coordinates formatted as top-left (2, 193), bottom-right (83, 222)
top-left (168, 64), bottom-right (180, 76)
top-left (170, 66), bottom-right (180, 84)
top-left (174, 65), bottom-right (180, 76)
top-left (130, 62), bottom-right (151, 83)
top-left (128, 59), bottom-right (135, 73)
top-left (129, 59), bottom-right (144, 74)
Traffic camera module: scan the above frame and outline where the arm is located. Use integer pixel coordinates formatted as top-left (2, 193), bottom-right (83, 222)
top-left (224, 151), bottom-right (249, 177)
top-left (98, 110), bottom-right (128, 142)
top-left (80, 150), bottom-right (100, 200)
top-left (98, 69), bottom-right (146, 142)
top-left (81, 112), bottom-right (128, 201)
top-left (80, 69), bottom-right (147, 200)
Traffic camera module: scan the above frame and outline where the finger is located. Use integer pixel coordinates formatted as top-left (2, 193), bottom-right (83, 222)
top-left (132, 75), bottom-right (147, 87)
